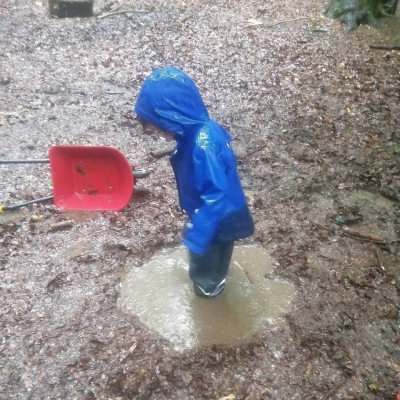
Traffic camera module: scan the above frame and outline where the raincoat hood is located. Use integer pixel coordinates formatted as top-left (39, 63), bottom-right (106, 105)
top-left (134, 67), bottom-right (210, 138)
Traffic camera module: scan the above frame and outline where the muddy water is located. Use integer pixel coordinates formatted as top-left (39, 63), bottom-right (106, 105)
top-left (343, 190), bottom-right (394, 208)
top-left (310, 189), bottom-right (395, 212)
top-left (311, 189), bottom-right (396, 233)
top-left (0, 208), bottom-right (29, 223)
top-left (118, 245), bottom-right (296, 352)
top-left (65, 238), bottom-right (94, 258)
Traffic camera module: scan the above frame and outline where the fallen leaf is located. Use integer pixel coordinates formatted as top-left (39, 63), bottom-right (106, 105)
top-left (387, 308), bottom-right (398, 319)
top-left (369, 383), bottom-right (378, 391)
top-left (347, 270), bottom-right (354, 279)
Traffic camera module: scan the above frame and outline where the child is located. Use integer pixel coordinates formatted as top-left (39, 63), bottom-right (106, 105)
top-left (134, 67), bottom-right (254, 298)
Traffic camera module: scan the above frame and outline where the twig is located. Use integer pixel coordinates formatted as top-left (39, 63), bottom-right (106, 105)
top-left (249, 16), bottom-right (310, 28)
top-left (340, 232), bottom-right (384, 244)
top-left (234, 261), bottom-right (254, 284)
top-left (49, 220), bottom-right (73, 232)
top-left (150, 147), bottom-right (175, 159)
top-left (131, 199), bottom-right (153, 210)
top-left (369, 44), bottom-right (400, 50)
top-left (374, 248), bottom-right (384, 271)
top-left (266, 16), bottom-right (310, 27)
top-left (120, 342), bottom-right (137, 362)
top-left (0, 108), bottom-right (28, 116)
top-left (340, 229), bottom-right (385, 244)
top-left (246, 143), bottom-right (268, 158)
top-left (116, 325), bottom-right (132, 331)
top-left (97, 9), bottom-right (150, 19)
top-left (318, 254), bottom-right (334, 261)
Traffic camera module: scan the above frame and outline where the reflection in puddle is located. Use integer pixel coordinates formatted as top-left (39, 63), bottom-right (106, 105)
top-left (118, 245), bottom-right (296, 351)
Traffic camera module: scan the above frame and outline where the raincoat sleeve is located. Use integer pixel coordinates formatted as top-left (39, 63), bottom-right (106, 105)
top-left (183, 142), bottom-right (228, 255)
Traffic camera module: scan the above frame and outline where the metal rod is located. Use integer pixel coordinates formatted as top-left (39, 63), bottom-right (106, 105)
top-left (0, 159), bottom-right (50, 164)
top-left (1, 195), bottom-right (54, 212)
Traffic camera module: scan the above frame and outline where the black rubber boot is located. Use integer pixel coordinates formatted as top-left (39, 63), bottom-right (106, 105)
top-left (189, 242), bottom-right (233, 298)
top-left (193, 279), bottom-right (226, 298)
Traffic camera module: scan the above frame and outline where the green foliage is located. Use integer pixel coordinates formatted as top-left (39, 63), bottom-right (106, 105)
top-left (324, 0), bottom-right (395, 30)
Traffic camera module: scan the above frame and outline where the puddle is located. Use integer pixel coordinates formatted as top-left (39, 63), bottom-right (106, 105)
top-left (118, 245), bottom-right (296, 352)
top-left (0, 208), bottom-right (29, 224)
top-left (65, 238), bottom-right (94, 258)
top-left (309, 189), bottom-right (395, 223)
top-left (63, 211), bottom-right (103, 223)
top-left (343, 190), bottom-right (394, 208)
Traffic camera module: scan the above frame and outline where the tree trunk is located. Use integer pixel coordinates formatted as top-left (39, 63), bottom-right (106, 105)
top-left (324, 0), bottom-right (398, 31)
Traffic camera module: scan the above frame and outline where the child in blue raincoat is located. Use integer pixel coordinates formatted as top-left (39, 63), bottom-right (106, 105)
top-left (135, 67), bottom-right (254, 298)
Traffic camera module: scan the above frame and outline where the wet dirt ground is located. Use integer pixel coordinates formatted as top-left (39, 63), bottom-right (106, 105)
top-left (0, 0), bottom-right (399, 399)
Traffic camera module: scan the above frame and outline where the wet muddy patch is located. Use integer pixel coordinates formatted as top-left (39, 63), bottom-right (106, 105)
top-left (0, 208), bottom-right (29, 224)
top-left (309, 189), bottom-right (398, 239)
top-left (64, 238), bottom-right (94, 258)
top-left (118, 245), bottom-right (295, 351)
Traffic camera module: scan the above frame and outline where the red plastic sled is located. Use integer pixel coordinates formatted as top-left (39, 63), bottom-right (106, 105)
top-left (49, 146), bottom-right (134, 211)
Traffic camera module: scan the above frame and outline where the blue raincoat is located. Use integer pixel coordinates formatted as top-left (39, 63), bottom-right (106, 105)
top-left (134, 67), bottom-right (254, 254)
